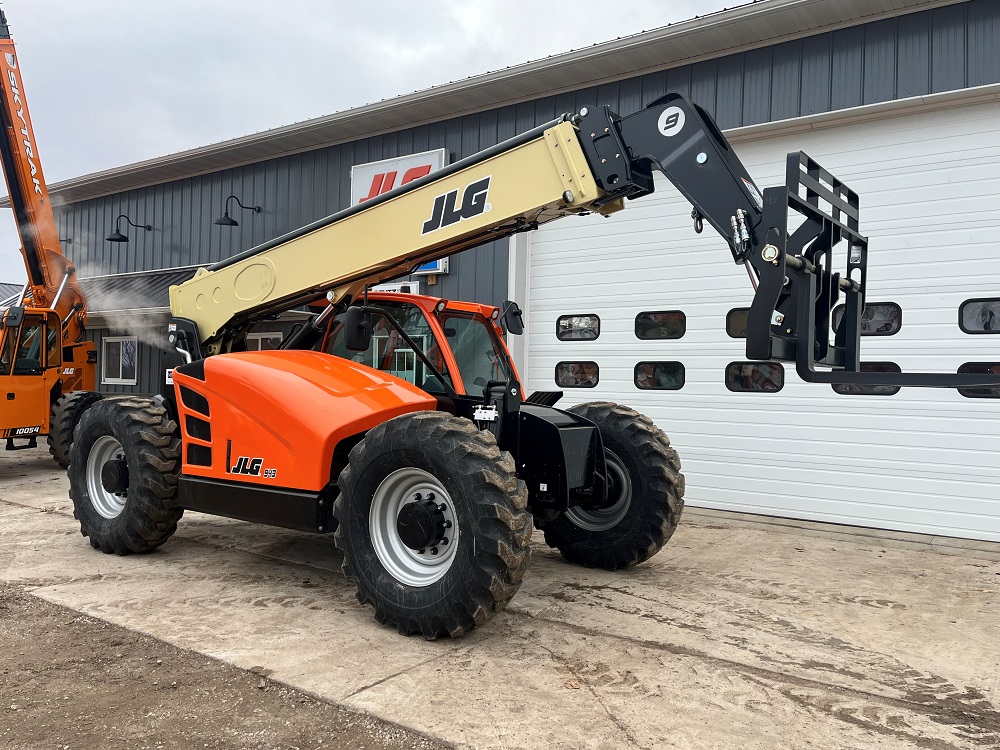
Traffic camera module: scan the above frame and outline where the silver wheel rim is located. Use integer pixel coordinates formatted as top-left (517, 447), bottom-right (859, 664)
top-left (87, 435), bottom-right (127, 520)
top-left (566, 449), bottom-right (632, 532)
top-left (369, 467), bottom-right (459, 587)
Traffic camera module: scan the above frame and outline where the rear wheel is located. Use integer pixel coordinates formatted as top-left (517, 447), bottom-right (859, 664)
top-left (68, 397), bottom-right (183, 555)
top-left (543, 401), bottom-right (684, 570)
top-left (48, 391), bottom-right (103, 468)
top-left (334, 411), bottom-right (532, 639)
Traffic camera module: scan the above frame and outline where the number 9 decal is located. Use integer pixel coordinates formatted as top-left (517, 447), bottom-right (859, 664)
top-left (658, 106), bottom-right (685, 137)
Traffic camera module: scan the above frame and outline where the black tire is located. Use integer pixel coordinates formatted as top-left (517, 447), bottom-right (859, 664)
top-left (543, 401), bottom-right (684, 570)
top-left (334, 411), bottom-right (532, 639)
top-left (48, 391), bottom-right (104, 468)
top-left (68, 397), bottom-right (183, 555)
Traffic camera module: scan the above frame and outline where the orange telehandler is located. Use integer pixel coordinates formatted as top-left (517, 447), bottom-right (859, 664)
top-left (66, 63), bottom-right (1000, 638)
top-left (0, 10), bottom-right (99, 465)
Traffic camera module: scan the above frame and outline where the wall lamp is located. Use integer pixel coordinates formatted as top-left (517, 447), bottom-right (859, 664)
top-left (214, 195), bottom-right (261, 227)
top-left (106, 214), bottom-right (152, 243)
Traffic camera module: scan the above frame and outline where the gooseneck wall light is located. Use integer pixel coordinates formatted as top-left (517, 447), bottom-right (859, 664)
top-left (214, 195), bottom-right (261, 227)
top-left (106, 214), bottom-right (152, 243)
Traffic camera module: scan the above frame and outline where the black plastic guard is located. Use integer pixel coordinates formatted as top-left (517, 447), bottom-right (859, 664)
top-left (514, 404), bottom-right (607, 511)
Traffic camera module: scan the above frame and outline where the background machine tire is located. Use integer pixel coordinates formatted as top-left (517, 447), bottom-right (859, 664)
top-left (334, 411), bottom-right (532, 639)
top-left (543, 401), bottom-right (685, 570)
top-left (48, 391), bottom-right (104, 468)
top-left (68, 397), bottom-right (183, 555)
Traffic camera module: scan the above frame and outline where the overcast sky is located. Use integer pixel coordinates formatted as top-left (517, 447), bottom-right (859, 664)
top-left (0, 0), bottom-right (733, 284)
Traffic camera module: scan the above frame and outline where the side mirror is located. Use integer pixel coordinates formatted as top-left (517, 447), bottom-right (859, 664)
top-left (3, 305), bottom-right (24, 328)
top-left (502, 300), bottom-right (524, 336)
top-left (344, 306), bottom-right (373, 351)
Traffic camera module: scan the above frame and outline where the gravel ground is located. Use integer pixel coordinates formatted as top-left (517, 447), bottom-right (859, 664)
top-left (0, 582), bottom-right (450, 750)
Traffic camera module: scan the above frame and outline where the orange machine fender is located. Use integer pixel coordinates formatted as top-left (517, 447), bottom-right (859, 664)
top-left (172, 350), bottom-right (437, 492)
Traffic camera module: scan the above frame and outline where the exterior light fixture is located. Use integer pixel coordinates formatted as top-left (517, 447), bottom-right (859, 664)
top-left (214, 195), bottom-right (261, 227)
top-left (106, 214), bottom-right (152, 243)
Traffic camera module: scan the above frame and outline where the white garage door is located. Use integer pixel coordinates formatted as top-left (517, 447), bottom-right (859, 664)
top-left (523, 97), bottom-right (1000, 542)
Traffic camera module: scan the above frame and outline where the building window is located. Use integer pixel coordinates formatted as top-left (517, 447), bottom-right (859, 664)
top-left (727, 308), bottom-right (749, 338)
top-left (725, 362), bottom-right (783, 392)
top-left (246, 332), bottom-right (283, 351)
top-left (832, 302), bottom-right (901, 336)
top-left (957, 363), bottom-right (1000, 399)
top-left (831, 362), bottom-right (901, 396)
top-left (555, 361), bottom-right (599, 388)
top-left (102, 336), bottom-right (138, 386)
top-left (635, 311), bottom-right (685, 340)
top-left (959, 299), bottom-right (1000, 334)
top-left (635, 362), bottom-right (684, 390)
top-left (556, 314), bottom-right (600, 341)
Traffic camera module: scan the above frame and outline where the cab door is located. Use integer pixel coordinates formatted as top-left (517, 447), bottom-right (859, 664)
top-left (0, 312), bottom-right (53, 437)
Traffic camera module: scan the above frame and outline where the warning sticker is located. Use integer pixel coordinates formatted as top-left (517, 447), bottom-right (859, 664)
top-left (742, 178), bottom-right (764, 211)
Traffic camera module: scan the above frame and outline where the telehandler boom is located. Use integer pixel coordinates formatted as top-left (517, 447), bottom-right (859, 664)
top-left (68, 89), bottom-right (1000, 638)
top-left (0, 9), bottom-right (99, 465)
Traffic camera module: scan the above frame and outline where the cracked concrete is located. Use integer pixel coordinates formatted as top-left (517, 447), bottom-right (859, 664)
top-left (1, 446), bottom-right (998, 749)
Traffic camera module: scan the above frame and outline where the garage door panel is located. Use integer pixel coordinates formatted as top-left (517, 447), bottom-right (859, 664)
top-left (525, 99), bottom-right (1000, 540)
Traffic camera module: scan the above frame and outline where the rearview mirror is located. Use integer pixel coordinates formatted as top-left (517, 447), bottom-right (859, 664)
top-left (3, 305), bottom-right (24, 328)
top-left (344, 306), bottom-right (373, 351)
top-left (502, 300), bottom-right (523, 336)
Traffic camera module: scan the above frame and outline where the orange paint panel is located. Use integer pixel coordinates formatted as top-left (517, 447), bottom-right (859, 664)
top-left (174, 350), bottom-right (436, 492)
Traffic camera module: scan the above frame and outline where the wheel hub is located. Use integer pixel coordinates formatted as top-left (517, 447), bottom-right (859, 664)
top-left (396, 496), bottom-right (446, 551)
top-left (101, 458), bottom-right (129, 495)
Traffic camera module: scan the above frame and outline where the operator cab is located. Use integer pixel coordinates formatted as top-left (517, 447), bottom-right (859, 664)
top-left (320, 293), bottom-right (519, 407)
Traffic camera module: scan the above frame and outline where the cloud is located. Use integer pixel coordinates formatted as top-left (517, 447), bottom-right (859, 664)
top-left (0, 0), bottom-right (730, 283)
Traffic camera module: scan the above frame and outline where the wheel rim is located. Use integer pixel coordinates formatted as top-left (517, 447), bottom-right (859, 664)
top-left (369, 467), bottom-right (459, 587)
top-left (87, 435), bottom-right (128, 520)
top-left (565, 449), bottom-right (632, 532)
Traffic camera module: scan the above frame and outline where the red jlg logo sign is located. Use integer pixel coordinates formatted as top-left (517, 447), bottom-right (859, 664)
top-left (359, 165), bottom-right (432, 203)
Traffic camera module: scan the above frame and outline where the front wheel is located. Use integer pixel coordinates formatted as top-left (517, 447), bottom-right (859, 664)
top-left (543, 401), bottom-right (684, 570)
top-left (68, 397), bottom-right (183, 555)
top-left (334, 411), bottom-right (532, 639)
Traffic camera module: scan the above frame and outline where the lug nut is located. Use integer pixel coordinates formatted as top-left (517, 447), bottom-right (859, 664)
top-left (430, 547), bottom-right (439, 555)
top-left (414, 492), bottom-right (422, 500)
top-left (440, 537), bottom-right (449, 546)
top-left (427, 492), bottom-right (435, 501)
top-left (437, 504), bottom-right (446, 512)
top-left (417, 549), bottom-right (425, 555)
top-left (442, 520), bottom-right (452, 529)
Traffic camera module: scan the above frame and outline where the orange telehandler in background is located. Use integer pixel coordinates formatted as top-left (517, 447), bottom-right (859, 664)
top-left (0, 9), bottom-right (100, 465)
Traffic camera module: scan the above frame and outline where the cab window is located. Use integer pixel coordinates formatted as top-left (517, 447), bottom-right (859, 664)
top-left (0, 316), bottom-right (46, 375)
top-left (437, 312), bottom-right (512, 394)
top-left (326, 302), bottom-right (453, 393)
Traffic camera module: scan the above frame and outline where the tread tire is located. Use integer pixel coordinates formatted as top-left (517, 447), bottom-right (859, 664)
top-left (68, 397), bottom-right (183, 555)
top-left (543, 401), bottom-right (684, 570)
top-left (48, 391), bottom-right (104, 468)
top-left (334, 411), bottom-right (532, 639)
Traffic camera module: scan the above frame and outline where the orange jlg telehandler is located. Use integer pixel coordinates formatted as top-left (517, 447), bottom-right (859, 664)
top-left (0, 10), bottom-right (99, 465)
top-left (67, 80), bottom-right (1000, 637)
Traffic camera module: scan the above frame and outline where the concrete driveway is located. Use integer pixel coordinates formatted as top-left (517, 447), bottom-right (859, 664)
top-left (1, 446), bottom-right (998, 749)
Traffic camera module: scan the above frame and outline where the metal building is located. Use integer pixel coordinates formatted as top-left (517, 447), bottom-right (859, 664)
top-left (20, 0), bottom-right (1000, 540)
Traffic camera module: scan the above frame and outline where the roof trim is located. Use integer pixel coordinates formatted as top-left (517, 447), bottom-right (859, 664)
top-left (1, 0), bottom-right (960, 209)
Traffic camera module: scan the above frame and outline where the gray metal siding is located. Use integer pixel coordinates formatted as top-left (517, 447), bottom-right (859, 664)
top-left (55, 2), bottom-right (998, 314)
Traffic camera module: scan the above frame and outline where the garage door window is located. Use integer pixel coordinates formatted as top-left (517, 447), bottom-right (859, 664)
top-left (959, 299), bottom-right (1000, 333)
top-left (635, 311), bottom-right (685, 340)
top-left (555, 361), bottom-right (599, 388)
top-left (727, 308), bottom-right (750, 338)
top-left (832, 302), bottom-right (901, 336)
top-left (725, 362), bottom-right (783, 392)
top-left (957, 363), bottom-right (1000, 399)
top-left (831, 362), bottom-right (901, 396)
top-left (102, 336), bottom-right (138, 386)
top-left (556, 314), bottom-right (600, 341)
top-left (635, 362), bottom-right (684, 390)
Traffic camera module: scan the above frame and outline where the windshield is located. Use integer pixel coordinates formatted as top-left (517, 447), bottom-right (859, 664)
top-left (0, 316), bottom-right (45, 376)
top-left (326, 301), bottom-right (453, 393)
top-left (437, 312), bottom-right (512, 393)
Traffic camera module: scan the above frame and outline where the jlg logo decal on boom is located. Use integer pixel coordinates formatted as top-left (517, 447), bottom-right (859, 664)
top-left (421, 176), bottom-right (492, 235)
